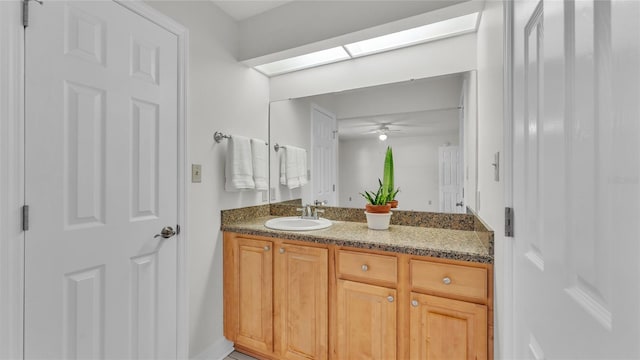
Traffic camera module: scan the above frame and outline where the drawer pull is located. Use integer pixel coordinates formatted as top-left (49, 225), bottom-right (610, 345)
top-left (279, 248), bottom-right (285, 254)
top-left (411, 300), bottom-right (419, 307)
top-left (264, 246), bottom-right (270, 251)
top-left (387, 295), bottom-right (394, 303)
top-left (361, 264), bottom-right (369, 272)
top-left (442, 277), bottom-right (452, 285)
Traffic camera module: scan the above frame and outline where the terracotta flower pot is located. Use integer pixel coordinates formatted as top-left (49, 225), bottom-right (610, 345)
top-left (365, 203), bottom-right (391, 213)
top-left (387, 200), bottom-right (398, 208)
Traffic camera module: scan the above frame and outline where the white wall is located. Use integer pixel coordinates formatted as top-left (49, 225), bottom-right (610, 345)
top-left (145, 2), bottom-right (270, 358)
top-left (270, 33), bottom-right (477, 101)
top-left (339, 134), bottom-right (459, 212)
top-left (475, 1), bottom-right (507, 359)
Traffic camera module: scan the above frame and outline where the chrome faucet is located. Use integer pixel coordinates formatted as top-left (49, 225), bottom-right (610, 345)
top-left (296, 204), bottom-right (325, 219)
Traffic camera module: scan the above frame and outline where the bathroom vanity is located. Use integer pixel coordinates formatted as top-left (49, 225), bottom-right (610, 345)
top-left (221, 206), bottom-right (493, 360)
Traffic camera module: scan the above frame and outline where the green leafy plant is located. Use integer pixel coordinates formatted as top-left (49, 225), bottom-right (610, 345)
top-left (360, 181), bottom-right (389, 205)
top-left (383, 146), bottom-right (399, 201)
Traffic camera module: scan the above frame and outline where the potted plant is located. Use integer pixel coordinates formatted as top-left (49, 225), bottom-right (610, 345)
top-left (383, 146), bottom-right (400, 208)
top-left (360, 182), bottom-right (391, 213)
top-left (360, 182), bottom-right (392, 230)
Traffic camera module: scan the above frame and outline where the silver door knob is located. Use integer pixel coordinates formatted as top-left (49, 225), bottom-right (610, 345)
top-left (154, 226), bottom-right (176, 239)
top-left (361, 264), bottom-right (369, 272)
top-left (279, 248), bottom-right (285, 254)
top-left (411, 300), bottom-right (419, 307)
top-left (442, 277), bottom-right (452, 285)
top-left (387, 296), bottom-right (394, 303)
top-left (264, 246), bottom-right (270, 251)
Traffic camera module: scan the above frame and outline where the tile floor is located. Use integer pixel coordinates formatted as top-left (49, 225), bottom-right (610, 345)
top-left (224, 351), bottom-right (257, 360)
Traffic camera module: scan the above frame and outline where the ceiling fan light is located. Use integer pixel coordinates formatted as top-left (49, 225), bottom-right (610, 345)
top-left (379, 133), bottom-right (388, 141)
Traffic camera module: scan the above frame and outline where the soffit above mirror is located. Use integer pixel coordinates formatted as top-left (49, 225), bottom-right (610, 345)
top-left (233, 0), bottom-right (484, 66)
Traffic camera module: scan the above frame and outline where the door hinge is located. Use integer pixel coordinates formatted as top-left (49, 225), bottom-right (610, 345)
top-left (22, 205), bottom-right (30, 231)
top-left (22, 0), bottom-right (42, 28)
top-left (176, 224), bottom-right (181, 235)
top-left (333, 184), bottom-right (336, 192)
top-left (505, 207), bottom-right (514, 237)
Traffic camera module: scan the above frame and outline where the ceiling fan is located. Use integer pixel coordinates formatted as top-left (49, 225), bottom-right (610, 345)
top-left (365, 123), bottom-right (402, 140)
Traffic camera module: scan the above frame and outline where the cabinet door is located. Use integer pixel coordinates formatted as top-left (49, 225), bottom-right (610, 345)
top-left (409, 293), bottom-right (487, 360)
top-left (235, 237), bottom-right (274, 353)
top-left (336, 280), bottom-right (396, 360)
top-left (274, 244), bottom-right (328, 360)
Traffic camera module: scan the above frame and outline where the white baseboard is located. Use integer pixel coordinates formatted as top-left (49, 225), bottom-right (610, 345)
top-left (193, 337), bottom-right (234, 360)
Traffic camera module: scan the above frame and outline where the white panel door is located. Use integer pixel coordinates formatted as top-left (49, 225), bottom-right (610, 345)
top-left (512, 0), bottom-right (640, 358)
top-left (438, 145), bottom-right (464, 213)
top-left (24, 1), bottom-right (179, 358)
top-left (311, 104), bottom-right (337, 206)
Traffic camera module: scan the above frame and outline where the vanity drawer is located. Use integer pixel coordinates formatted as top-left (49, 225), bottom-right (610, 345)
top-left (410, 260), bottom-right (487, 302)
top-left (337, 250), bottom-right (397, 284)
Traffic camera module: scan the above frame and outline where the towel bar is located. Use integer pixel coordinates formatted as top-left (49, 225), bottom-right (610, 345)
top-left (274, 143), bottom-right (287, 152)
top-left (214, 131), bottom-right (267, 145)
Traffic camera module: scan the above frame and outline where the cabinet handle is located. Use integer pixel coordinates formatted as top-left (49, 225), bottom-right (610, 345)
top-left (442, 277), bottom-right (452, 285)
top-left (411, 300), bottom-right (419, 307)
top-left (361, 264), bottom-right (369, 272)
top-left (387, 296), bottom-right (394, 303)
top-left (279, 248), bottom-right (285, 254)
top-left (264, 246), bottom-right (270, 251)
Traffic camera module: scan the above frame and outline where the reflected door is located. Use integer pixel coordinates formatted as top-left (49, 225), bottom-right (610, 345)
top-left (311, 104), bottom-right (337, 206)
top-left (512, 0), bottom-right (640, 358)
top-left (439, 146), bottom-right (464, 213)
top-left (24, 1), bottom-right (179, 358)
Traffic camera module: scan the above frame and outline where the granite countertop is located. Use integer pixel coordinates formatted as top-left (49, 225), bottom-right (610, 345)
top-left (222, 216), bottom-right (493, 264)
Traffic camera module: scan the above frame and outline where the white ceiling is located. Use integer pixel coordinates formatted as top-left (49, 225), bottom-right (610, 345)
top-left (212, 0), bottom-right (295, 21)
top-left (334, 74), bottom-right (465, 140)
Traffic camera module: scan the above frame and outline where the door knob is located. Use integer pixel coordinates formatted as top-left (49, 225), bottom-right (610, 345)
top-left (456, 201), bottom-right (464, 207)
top-left (154, 226), bottom-right (176, 239)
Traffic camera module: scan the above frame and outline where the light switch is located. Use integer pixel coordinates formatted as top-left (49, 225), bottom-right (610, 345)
top-left (192, 164), bottom-right (202, 183)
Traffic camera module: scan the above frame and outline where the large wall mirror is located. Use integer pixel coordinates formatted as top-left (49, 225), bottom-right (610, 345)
top-left (269, 70), bottom-right (477, 213)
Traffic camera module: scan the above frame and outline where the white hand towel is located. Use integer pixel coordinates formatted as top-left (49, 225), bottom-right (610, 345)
top-left (225, 135), bottom-right (255, 191)
top-left (251, 138), bottom-right (268, 191)
top-left (280, 149), bottom-right (287, 186)
top-left (286, 147), bottom-right (301, 189)
top-left (298, 148), bottom-right (308, 186)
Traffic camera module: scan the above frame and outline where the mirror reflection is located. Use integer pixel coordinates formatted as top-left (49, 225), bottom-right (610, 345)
top-left (269, 71), bottom-right (477, 213)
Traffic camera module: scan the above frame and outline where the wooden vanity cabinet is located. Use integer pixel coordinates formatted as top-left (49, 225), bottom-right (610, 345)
top-left (406, 258), bottom-right (490, 360)
top-left (335, 250), bottom-right (398, 359)
top-left (224, 233), bottom-right (329, 360)
top-left (224, 232), bottom-right (492, 360)
top-left (226, 236), bottom-right (273, 354)
top-left (409, 293), bottom-right (487, 360)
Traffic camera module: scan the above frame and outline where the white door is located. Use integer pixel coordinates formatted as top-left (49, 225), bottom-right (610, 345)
top-left (24, 1), bottom-right (180, 358)
top-left (311, 104), bottom-right (337, 206)
top-left (512, 0), bottom-right (640, 358)
top-left (438, 146), bottom-right (464, 213)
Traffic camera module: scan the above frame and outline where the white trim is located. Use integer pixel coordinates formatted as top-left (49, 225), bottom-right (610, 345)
top-left (0, 2), bottom-right (25, 360)
top-left (115, 2), bottom-right (190, 358)
top-left (193, 337), bottom-right (235, 360)
top-left (498, 0), bottom-right (515, 359)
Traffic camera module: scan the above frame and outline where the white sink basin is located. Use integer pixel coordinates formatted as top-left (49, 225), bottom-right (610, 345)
top-left (264, 216), bottom-right (332, 231)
